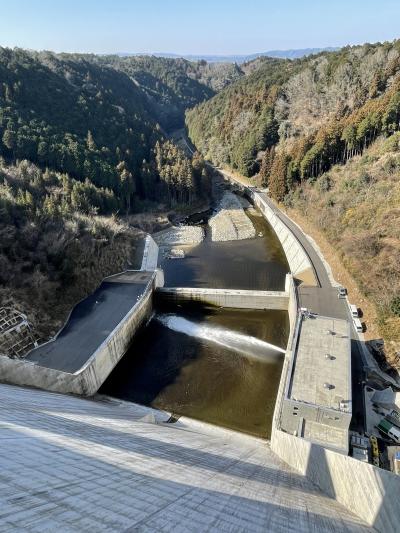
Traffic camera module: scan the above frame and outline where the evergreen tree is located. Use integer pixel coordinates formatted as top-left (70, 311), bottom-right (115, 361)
top-left (269, 151), bottom-right (288, 202)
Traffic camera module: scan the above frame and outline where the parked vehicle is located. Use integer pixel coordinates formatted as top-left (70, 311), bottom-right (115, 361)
top-left (353, 317), bottom-right (363, 333)
top-left (338, 286), bottom-right (347, 298)
top-left (349, 304), bottom-right (359, 318)
top-left (394, 451), bottom-right (400, 475)
top-left (351, 435), bottom-right (370, 462)
top-left (377, 419), bottom-right (400, 444)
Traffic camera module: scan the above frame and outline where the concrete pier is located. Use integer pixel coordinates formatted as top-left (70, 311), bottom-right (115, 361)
top-left (141, 234), bottom-right (159, 271)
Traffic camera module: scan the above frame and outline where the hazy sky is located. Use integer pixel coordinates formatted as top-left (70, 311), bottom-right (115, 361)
top-left (0, 0), bottom-right (399, 55)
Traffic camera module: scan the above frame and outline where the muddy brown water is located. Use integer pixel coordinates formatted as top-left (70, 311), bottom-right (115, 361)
top-left (161, 210), bottom-right (289, 291)
top-left (101, 208), bottom-right (290, 438)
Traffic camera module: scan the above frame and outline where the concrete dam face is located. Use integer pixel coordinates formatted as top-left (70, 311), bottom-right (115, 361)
top-left (0, 383), bottom-right (373, 532)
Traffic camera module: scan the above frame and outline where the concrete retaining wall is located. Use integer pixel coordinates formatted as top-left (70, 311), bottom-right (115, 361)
top-left (141, 235), bottom-right (159, 271)
top-left (249, 191), bottom-right (317, 285)
top-left (270, 428), bottom-right (400, 532)
top-left (156, 287), bottom-right (289, 310)
top-left (272, 275), bottom-right (299, 431)
top-left (0, 272), bottom-right (157, 396)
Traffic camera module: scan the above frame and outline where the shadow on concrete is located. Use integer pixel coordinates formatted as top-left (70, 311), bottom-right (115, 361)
top-left (304, 437), bottom-right (399, 532)
top-left (0, 405), bottom-right (371, 532)
top-left (350, 338), bottom-right (366, 434)
top-left (3, 403), bottom-right (330, 496)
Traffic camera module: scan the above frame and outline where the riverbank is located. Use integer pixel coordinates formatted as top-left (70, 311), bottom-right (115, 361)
top-left (153, 225), bottom-right (205, 260)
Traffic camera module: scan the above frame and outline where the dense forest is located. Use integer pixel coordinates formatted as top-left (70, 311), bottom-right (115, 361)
top-left (0, 48), bottom-right (219, 213)
top-left (186, 40), bottom-right (400, 363)
top-left (96, 55), bottom-right (243, 129)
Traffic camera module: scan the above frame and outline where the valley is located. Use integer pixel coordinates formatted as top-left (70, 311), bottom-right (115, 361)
top-left (2, 2), bottom-right (400, 530)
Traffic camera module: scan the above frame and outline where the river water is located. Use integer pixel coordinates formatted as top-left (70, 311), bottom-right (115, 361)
top-left (162, 210), bottom-right (288, 291)
top-left (101, 205), bottom-right (290, 438)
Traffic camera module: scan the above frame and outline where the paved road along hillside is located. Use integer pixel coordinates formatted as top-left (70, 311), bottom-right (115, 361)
top-left (259, 192), bottom-right (366, 433)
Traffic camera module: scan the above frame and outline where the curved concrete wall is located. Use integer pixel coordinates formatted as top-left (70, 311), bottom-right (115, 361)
top-left (0, 272), bottom-right (157, 396)
top-left (249, 191), bottom-right (317, 285)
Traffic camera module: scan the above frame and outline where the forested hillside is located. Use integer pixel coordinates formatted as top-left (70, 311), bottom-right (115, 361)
top-left (186, 40), bottom-right (400, 365)
top-left (288, 138), bottom-right (400, 365)
top-left (187, 41), bottom-right (400, 191)
top-left (98, 55), bottom-right (243, 129)
top-left (0, 48), bottom-right (214, 212)
top-left (0, 158), bottom-right (143, 340)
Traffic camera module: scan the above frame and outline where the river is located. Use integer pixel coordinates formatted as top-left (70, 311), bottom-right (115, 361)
top-left (100, 203), bottom-right (290, 438)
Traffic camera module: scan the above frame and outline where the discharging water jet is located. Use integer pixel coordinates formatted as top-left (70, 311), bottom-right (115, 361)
top-left (156, 313), bottom-right (285, 362)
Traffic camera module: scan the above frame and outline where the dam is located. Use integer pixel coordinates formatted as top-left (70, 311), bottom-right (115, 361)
top-left (0, 175), bottom-right (399, 531)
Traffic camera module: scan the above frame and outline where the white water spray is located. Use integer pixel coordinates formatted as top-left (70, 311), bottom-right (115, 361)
top-left (156, 314), bottom-right (285, 362)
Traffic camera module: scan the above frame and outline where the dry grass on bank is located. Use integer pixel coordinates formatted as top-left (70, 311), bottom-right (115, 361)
top-left (0, 214), bottom-right (144, 344)
top-left (286, 138), bottom-right (400, 368)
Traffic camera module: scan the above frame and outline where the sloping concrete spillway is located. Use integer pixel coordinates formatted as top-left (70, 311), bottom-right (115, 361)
top-left (26, 271), bottom-right (154, 372)
top-left (0, 383), bottom-right (371, 532)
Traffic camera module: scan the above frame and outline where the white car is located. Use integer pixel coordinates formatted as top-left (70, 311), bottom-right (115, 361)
top-left (338, 286), bottom-right (347, 298)
top-left (349, 304), bottom-right (359, 318)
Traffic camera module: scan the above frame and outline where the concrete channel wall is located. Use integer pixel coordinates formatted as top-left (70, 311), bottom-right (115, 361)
top-left (272, 275), bottom-right (299, 432)
top-left (270, 428), bottom-right (400, 532)
top-left (156, 286), bottom-right (289, 310)
top-left (0, 271), bottom-right (157, 396)
top-left (248, 191), bottom-right (317, 285)
top-left (141, 235), bottom-right (159, 271)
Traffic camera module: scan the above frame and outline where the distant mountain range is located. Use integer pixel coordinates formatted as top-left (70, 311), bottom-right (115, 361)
top-left (118, 48), bottom-right (339, 63)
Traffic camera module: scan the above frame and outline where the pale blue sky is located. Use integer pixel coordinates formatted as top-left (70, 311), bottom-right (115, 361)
top-left (0, 0), bottom-right (399, 55)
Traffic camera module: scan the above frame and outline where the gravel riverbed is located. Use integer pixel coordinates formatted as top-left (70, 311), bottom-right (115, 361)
top-left (209, 192), bottom-right (256, 242)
